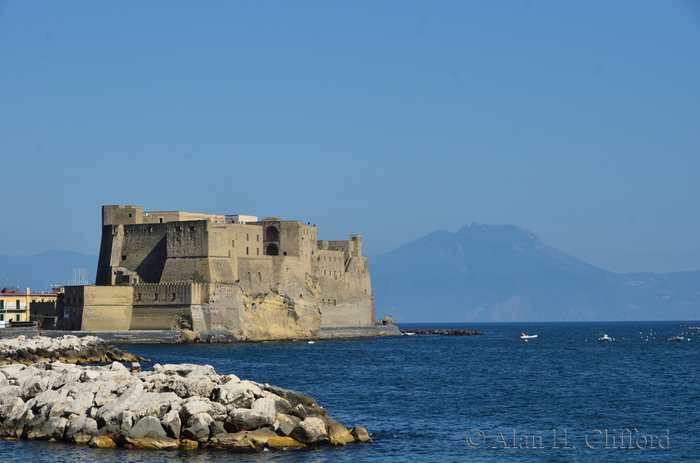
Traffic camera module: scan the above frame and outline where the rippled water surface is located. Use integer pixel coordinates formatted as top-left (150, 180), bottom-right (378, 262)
top-left (2, 321), bottom-right (698, 462)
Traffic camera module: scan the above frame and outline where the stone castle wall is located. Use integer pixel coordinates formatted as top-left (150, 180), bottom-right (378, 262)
top-left (86, 205), bottom-right (373, 339)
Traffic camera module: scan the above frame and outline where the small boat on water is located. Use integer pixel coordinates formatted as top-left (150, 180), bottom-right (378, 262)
top-left (667, 335), bottom-right (684, 342)
top-left (598, 334), bottom-right (614, 342)
top-left (520, 333), bottom-right (537, 339)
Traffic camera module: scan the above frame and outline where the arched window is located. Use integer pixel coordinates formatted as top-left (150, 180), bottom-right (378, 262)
top-left (265, 226), bottom-right (280, 241)
top-left (266, 244), bottom-right (279, 256)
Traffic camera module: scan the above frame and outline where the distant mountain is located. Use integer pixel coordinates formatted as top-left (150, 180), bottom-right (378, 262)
top-left (369, 224), bottom-right (700, 322)
top-left (0, 251), bottom-right (98, 291)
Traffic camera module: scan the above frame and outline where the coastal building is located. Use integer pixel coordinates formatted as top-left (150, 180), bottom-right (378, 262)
top-left (59, 205), bottom-right (374, 339)
top-left (0, 287), bottom-right (58, 324)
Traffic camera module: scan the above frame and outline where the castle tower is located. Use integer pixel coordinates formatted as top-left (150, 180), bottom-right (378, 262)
top-left (350, 235), bottom-right (362, 257)
top-left (102, 205), bottom-right (143, 226)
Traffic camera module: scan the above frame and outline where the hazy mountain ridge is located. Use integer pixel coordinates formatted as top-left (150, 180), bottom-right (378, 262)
top-left (3, 228), bottom-right (700, 322)
top-left (369, 224), bottom-right (700, 322)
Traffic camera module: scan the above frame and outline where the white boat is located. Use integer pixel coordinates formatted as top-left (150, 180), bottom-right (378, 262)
top-left (667, 335), bottom-right (684, 342)
top-left (598, 334), bottom-right (613, 342)
top-left (520, 333), bottom-right (537, 339)
top-left (307, 340), bottom-right (316, 344)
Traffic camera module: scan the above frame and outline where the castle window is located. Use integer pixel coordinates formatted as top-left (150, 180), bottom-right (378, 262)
top-left (334, 299), bottom-right (336, 306)
top-left (155, 293), bottom-right (159, 300)
top-left (122, 255), bottom-right (126, 261)
top-left (257, 235), bottom-right (259, 242)
top-left (159, 217), bottom-right (164, 223)
top-left (246, 234), bottom-right (249, 241)
top-left (257, 248), bottom-right (259, 255)
top-left (172, 293), bottom-right (176, 301)
top-left (246, 247), bottom-right (249, 255)
top-left (265, 226), bottom-right (280, 241)
top-left (137, 293), bottom-right (141, 301)
top-left (232, 240), bottom-right (235, 247)
top-left (258, 272), bottom-right (261, 281)
top-left (128, 213), bottom-right (132, 217)
top-left (190, 226), bottom-right (196, 231)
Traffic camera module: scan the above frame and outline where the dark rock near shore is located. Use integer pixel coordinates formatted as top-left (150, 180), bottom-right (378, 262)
top-left (0, 335), bottom-right (144, 365)
top-left (399, 328), bottom-right (484, 336)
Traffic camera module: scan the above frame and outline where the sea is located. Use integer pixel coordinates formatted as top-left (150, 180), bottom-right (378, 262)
top-left (1, 321), bottom-right (698, 462)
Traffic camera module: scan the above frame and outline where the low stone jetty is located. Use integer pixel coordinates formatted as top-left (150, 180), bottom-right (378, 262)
top-left (0, 360), bottom-right (371, 451)
top-left (0, 335), bottom-right (142, 365)
top-left (400, 328), bottom-right (485, 336)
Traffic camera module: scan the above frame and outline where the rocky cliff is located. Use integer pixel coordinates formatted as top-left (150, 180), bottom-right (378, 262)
top-left (190, 278), bottom-right (322, 341)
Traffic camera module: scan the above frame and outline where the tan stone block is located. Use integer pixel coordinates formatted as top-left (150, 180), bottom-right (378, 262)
top-left (179, 439), bottom-right (199, 450)
top-left (266, 436), bottom-right (306, 448)
top-left (88, 436), bottom-right (117, 448)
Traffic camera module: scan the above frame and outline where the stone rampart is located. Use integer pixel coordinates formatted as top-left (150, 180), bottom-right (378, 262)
top-left (86, 206), bottom-right (375, 340)
top-left (318, 325), bottom-right (401, 338)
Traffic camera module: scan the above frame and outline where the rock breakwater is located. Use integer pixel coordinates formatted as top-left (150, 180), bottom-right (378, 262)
top-left (400, 329), bottom-right (484, 336)
top-left (0, 359), bottom-right (370, 451)
top-left (0, 335), bottom-right (142, 365)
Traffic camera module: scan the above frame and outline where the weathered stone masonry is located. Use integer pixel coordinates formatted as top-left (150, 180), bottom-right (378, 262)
top-left (65, 206), bottom-right (373, 339)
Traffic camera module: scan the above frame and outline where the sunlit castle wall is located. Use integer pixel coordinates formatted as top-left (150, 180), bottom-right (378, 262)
top-left (91, 205), bottom-right (373, 339)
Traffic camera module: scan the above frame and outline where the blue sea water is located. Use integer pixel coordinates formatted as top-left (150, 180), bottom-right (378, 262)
top-left (1, 321), bottom-right (698, 462)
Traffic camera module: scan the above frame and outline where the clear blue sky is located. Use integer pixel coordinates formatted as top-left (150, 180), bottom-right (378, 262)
top-left (1, 1), bottom-right (699, 274)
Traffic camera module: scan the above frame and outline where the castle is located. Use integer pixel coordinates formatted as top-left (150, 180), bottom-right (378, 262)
top-left (59, 206), bottom-right (374, 340)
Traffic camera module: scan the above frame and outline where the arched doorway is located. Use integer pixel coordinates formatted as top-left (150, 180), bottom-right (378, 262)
top-left (266, 244), bottom-right (279, 256)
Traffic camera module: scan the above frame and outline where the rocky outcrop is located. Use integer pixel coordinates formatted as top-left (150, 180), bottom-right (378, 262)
top-left (192, 282), bottom-right (323, 341)
top-left (0, 335), bottom-right (142, 365)
top-left (0, 361), bottom-right (371, 451)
